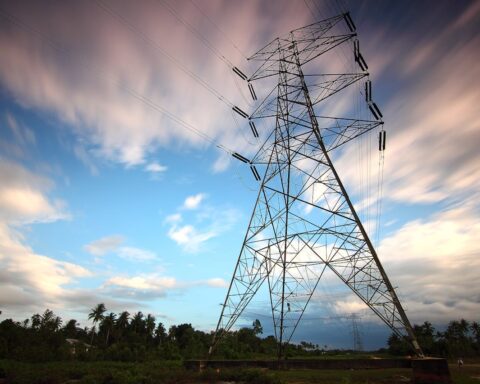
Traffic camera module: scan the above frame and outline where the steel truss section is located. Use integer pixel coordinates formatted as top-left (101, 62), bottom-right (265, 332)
top-left (210, 14), bottom-right (423, 359)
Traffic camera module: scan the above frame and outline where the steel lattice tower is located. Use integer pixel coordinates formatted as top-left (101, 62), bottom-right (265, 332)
top-left (210, 14), bottom-right (422, 358)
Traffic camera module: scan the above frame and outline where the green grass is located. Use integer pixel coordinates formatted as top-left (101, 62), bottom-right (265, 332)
top-left (448, 363), bottom-right (480, 384)
top-left (1, 359), bottom-right (480, 384)
top-left (274, 368), bottom-right (412, 383)
top-left (0, 360), bottom-right (191, 384)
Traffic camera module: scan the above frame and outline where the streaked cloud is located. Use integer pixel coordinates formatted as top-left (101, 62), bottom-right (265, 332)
top-left (0, 160), bottom-right (90, 317)
top-left (84, 235), bottom-right (125, 256)
top-left (84, 235), bottom-right (158, 262)
top-left (6, 112), bottom-right (35, 147)
top-left (117, 246), bottom-right (157, 262)
top-left (104, 273), bottom-right (228, 298)
top-left (378, 205), bottom-right (480, 323)
top-left (0, 223), bottom-right (91, 311)
top-left (73, 143), bottom-right (99, 176)
top-left (206, 278), bottom-right (228, 288)
top-left (0, 159), bottom-right (69, 224)
top-left (0, 1), bottom-right (311, 169)
top-left (336, 1), bottom-right (480, 208)
top-left (164, 213), bottom-right (182, 224)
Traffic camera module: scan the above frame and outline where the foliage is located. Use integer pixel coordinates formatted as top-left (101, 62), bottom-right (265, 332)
top-left (0, 306), bottom-right (478, 365)
top-left (387, 319), bottom-right (480, 358)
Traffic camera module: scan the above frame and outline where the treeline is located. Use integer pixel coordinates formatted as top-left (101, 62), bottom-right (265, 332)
top-left (0, 305), bottom-right (322, 363)
top-left (2, 305), bottom-right (478, 363)
top-left (388, 320), bottom-right (480, 358)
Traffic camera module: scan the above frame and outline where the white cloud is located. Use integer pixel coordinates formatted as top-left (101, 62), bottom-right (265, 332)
top-left (104, 273), bottom-right (229, 298)
top-left (145, 162), bottom-right (167, 173)
top-left (166, 196), bottom-right (239, 253)
top-left (6, 112), bottom-right (35, 146)
top-left (106, 275), bottom-right (177, 291)
top-left (117, 246), bottom-right (157, 261)
top-left (0, 1), bottom-right (312, 169)
top-left (0, 222), bottom-right (91, 312)
top-left (84, 235), bottom-right (157, 261)
top-left (206, 278), bottom-right (228, 288)
top-left (183, 193), bottom-right (206, 210)
top-left (377, 206), bottom-right (480, 323)
top-left (73, 143), bottom-right (99, 176)
top-left (164, 213), bottom-right (182, 224)
top-left (0, 159), bottom-right (69, 224)
top-left (0, 159), bottom-right (91, 318)
top-left (168, 224), bottom-right (216, 253)
top-left (84, 235), bottom-right (125, 256)
top-left (335, 4), bottom-right (480, 209)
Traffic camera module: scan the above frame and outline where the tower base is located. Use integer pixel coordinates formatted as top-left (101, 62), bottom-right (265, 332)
top-left (412, 358), bottom-right (452, 384)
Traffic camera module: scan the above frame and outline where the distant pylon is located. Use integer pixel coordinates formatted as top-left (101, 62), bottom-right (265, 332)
top-left (350, 313), bottom-right (364, 352)
top-left (210, 13), bottom-right (422, 359)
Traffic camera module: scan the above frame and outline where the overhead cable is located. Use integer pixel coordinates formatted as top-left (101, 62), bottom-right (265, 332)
top-left (0, 6), bottom-right (234, 155)
top-left (94, 0), bottom-right (238, 110)
top-left (189, 0), bottom-right (249, 60)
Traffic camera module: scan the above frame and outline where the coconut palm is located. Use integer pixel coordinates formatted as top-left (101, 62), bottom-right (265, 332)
top-left (31, 314), bottom-right (41, 330)
top-left (131, 311), bottom-right (145, 335)
top-left (40, 309), bottom-right (62, 332)
top-left (116, 311), bottom-right (130, 341)
top-left (101, 312), bottom-right (117, 345)
top-left (145, 314), bottom-right (156, 341)
top-left (155, 322), bottom-right (167, 345)
top-left (88, 303), bottom-right (106, 344)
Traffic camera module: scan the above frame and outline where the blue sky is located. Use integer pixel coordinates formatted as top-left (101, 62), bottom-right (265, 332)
top-left (0, 0), bottom-right (479, 349)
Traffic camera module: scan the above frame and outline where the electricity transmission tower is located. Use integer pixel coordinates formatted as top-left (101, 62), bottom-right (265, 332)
top-left (210, 13), bottom-right (422, 359)
top-left (350, 313), bottom-right (364, 352)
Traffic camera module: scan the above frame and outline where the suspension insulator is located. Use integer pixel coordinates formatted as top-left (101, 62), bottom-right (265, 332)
top-left (232, 152), bottom-right (249, 163)
top-left (379, 130), bottom-right (386, 151)
top-left (365, 80), bottom-right (372, 102)
top-left (248, 82), bottom-right (257, 101)
top-left (369, 104), bottom-right (380, 120)
top-left (249, 121), bottom-right (259, 138)
top-left (372, 102), bottom-right (383, 118)
top-left (344, 12), bottom-right (356, 32)
top-left (232, 66), bottom-right (247, 80)
top-left (232, 106), bottom-right (248, 118)
top-left (250, 165), bottom-right (261, 181)
top-left (357, 53), bottom-right (368, 71)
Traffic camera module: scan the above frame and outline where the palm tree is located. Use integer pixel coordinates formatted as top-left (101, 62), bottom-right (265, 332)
top-left (155, 322), bottom-right (167, 345)
top-left (41, 309), bottom-right (55, 329)
top-left (88, 303), bottom-right (106, 345)
top-left (101, 312), bottom-right (116, 346)
top-left (64, 319), bottom-right (79, 338)
top-left (471, 322), bottom-right (480, 342)
top-left (116, 311), bottom-right (130, 341)
top-left (31, 314), bottom-right (41, 330)
top-left (40, 309), bottom-right (62, 332)
top-left (145, 314), bottom-right (156, 341)
top-left (131, 311), bottom-right (144, 334)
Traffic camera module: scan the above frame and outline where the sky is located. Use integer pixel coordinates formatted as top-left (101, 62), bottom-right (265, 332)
top-left (0, 0), bottom-right (479, 349)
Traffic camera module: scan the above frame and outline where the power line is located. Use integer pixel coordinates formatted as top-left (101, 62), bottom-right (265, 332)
top-left (158, 0), bottom-right (236, 68)
top-left (0, 5), bottom-right (234, 155)
top-left (94, 0), bottom-right (238, 110)
top-left (189, 0), bottom-right (248, 60)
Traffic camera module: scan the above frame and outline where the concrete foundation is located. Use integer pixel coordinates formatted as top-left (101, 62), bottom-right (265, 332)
top-left (411, 358), bottom-right (452, 384)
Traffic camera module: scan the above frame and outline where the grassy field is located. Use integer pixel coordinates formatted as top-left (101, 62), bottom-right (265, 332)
top-left (1, 359), bottom-right (480, 383)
